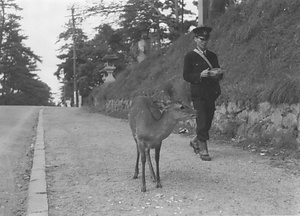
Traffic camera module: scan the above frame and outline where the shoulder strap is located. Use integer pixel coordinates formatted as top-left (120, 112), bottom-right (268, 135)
top-left (193, 49), bottom-right (213, 69)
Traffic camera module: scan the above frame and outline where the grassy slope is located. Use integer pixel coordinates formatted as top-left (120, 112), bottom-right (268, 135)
top-left (91, 0), bottom-right (300, 107)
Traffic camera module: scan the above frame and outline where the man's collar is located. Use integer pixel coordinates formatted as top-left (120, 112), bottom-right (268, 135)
top-left (196, 48), bottom-right (207, 55)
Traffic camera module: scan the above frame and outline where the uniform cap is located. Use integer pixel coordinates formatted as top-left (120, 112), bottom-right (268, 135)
top-left (192, 26), bottom-right (212, 37)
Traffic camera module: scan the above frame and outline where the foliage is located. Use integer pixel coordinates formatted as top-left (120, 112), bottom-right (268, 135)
top-left (56, 0), bottom-right (200, 104)
top-left (210, 0), bottom-right (300, 105)
top-left (86, 0), bottom-right (196, 47)
top-left (267, 76), bottom-right (300, 105)
top-left (0, 0), bottom-right (52, 105)
top-left (55, 0), bottom-right (243, 105)
top-left (0, 79), bottom-right (53, 105)
top-left (89, 0), bottom-right (300, 107)
top-left (55, 22), bottom-right (129, 103)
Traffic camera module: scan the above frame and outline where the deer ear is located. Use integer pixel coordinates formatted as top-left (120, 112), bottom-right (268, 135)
top-left (149, 106), bottom-right (162, 119)
top-left (153, 101), bottom-right (165, 110)
top-left (162, 94), bottom-right (172, 104)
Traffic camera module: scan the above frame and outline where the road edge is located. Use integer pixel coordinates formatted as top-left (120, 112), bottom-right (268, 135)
top-left (27, 109), bottom-right (48, 216)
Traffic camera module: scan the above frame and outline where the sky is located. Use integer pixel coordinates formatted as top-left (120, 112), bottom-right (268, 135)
top-left (14, 0), bottom-right (197, 104)
top-left (16, 0), bottom-right (97, 103)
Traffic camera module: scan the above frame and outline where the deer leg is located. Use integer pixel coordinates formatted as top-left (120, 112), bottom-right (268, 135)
top-left (133, 138), bottom-right (139, 179)
top-left (155, 142), bottom-right (162, 188)
top-left (146, 149), bottom-right (156, 182)
top-left (140, 147), bottom-right (147, 192)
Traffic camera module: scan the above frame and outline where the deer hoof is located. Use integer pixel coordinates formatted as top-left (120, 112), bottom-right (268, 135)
top-left (151, 175), bottom-right (156, 182)
top-left (133, 174), bottom-right (138, 179)
top-left (200, 154), bottom-right (212, 161)
top-left (141, 187), bottom-right (146, 192)
top-left (156, 183), bottom-right (162, 188)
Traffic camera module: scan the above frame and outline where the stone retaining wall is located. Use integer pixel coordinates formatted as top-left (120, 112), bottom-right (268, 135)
top-left (214, 101), bottom-right (300, 148)
top-left (94, 98), bottom-right (300, 149)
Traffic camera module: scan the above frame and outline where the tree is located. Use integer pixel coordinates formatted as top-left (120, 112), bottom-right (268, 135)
top-left (160, 0), bottom-right (196, 40)
top-left (56, 21), bottom-right (131, 102)
top-left (55, 0), bottom-right (197, 103)
top-left (0, 0), bottom-right (52, 105)
top-left (119, 0), bottom-right (196, 48)
top-left (86, 0), bottom-right (196, 49)
top-left (55, 15), bottom-right (124, 102)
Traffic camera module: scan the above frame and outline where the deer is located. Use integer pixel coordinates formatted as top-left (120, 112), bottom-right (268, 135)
top-left (129, 95), bottom-right (197, 192)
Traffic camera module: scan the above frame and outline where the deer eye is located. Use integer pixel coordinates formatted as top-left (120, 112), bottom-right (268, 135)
top-left (180, 105), bottom-right (185, 109)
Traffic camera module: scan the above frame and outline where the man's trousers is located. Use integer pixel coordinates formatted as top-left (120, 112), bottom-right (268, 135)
top-left (192, 99), bottom-right (216, 141)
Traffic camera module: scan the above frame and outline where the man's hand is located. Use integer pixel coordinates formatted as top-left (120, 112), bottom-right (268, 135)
top-left (210, 68), bottom-right (222, 76)
top-left (200, 68), bottom-right (210, 78)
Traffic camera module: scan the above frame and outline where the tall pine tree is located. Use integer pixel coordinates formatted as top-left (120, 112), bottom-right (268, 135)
top-left (0, 0), bottom-right (52, 105)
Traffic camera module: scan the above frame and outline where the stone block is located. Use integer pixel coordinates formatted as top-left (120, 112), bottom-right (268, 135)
top-left (270, 108), bottom-right (282, 127)
top-left (282, 112), bottom-right (297, 129)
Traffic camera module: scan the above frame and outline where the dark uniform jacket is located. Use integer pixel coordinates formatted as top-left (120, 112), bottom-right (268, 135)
top-left (183, 49), bottom-right (223, 101)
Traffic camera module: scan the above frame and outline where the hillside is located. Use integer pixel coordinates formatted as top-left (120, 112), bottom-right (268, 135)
top-left (90, 0), bottom-right (300, 107)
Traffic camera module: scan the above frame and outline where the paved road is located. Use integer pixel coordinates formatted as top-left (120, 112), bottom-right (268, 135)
top-left (43, 107), bottom-right (300, 216)
top-left (0, 106), bottom-right (40, 216)
top-left (1, 106), bottom-right (300, 215)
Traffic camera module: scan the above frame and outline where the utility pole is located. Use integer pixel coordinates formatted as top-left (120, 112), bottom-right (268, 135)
top-left (181, 0), bottom-right (184, 33)
top-left (71, 6), bottom-right (77, 107)
top-left (198, 0), bottom-right (209, 26)
top-left (198, 0), bottom-right (204, 26)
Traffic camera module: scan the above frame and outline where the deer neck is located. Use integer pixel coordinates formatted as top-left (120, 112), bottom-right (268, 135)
top-left (152, 110), bottom-right (177, 140)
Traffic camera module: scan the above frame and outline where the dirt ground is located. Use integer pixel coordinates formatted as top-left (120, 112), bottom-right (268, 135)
top-left (41, 107), bottom-right (300, 216)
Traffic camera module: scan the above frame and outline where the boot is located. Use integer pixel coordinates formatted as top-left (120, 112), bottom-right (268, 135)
top-left (189, 136), bottom-right (200, 154)
top-left (198, 140), bottom-right (211, 161)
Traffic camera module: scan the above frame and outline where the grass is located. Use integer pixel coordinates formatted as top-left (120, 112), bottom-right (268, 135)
top-left (267, 75), bottom-right (300, 105)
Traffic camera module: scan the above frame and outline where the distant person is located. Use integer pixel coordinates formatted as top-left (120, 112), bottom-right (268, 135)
top-left (183, 26), bottom-right (223, 161)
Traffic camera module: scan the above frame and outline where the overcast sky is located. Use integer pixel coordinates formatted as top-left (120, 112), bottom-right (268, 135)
top-left (14, 0), bottom-right (197, 104)
top-left (15, 0), bottom-right (96, 103)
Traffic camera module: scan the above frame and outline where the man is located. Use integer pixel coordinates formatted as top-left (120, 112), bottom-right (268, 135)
top-left (183, 26), bottom-right (223, 161)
